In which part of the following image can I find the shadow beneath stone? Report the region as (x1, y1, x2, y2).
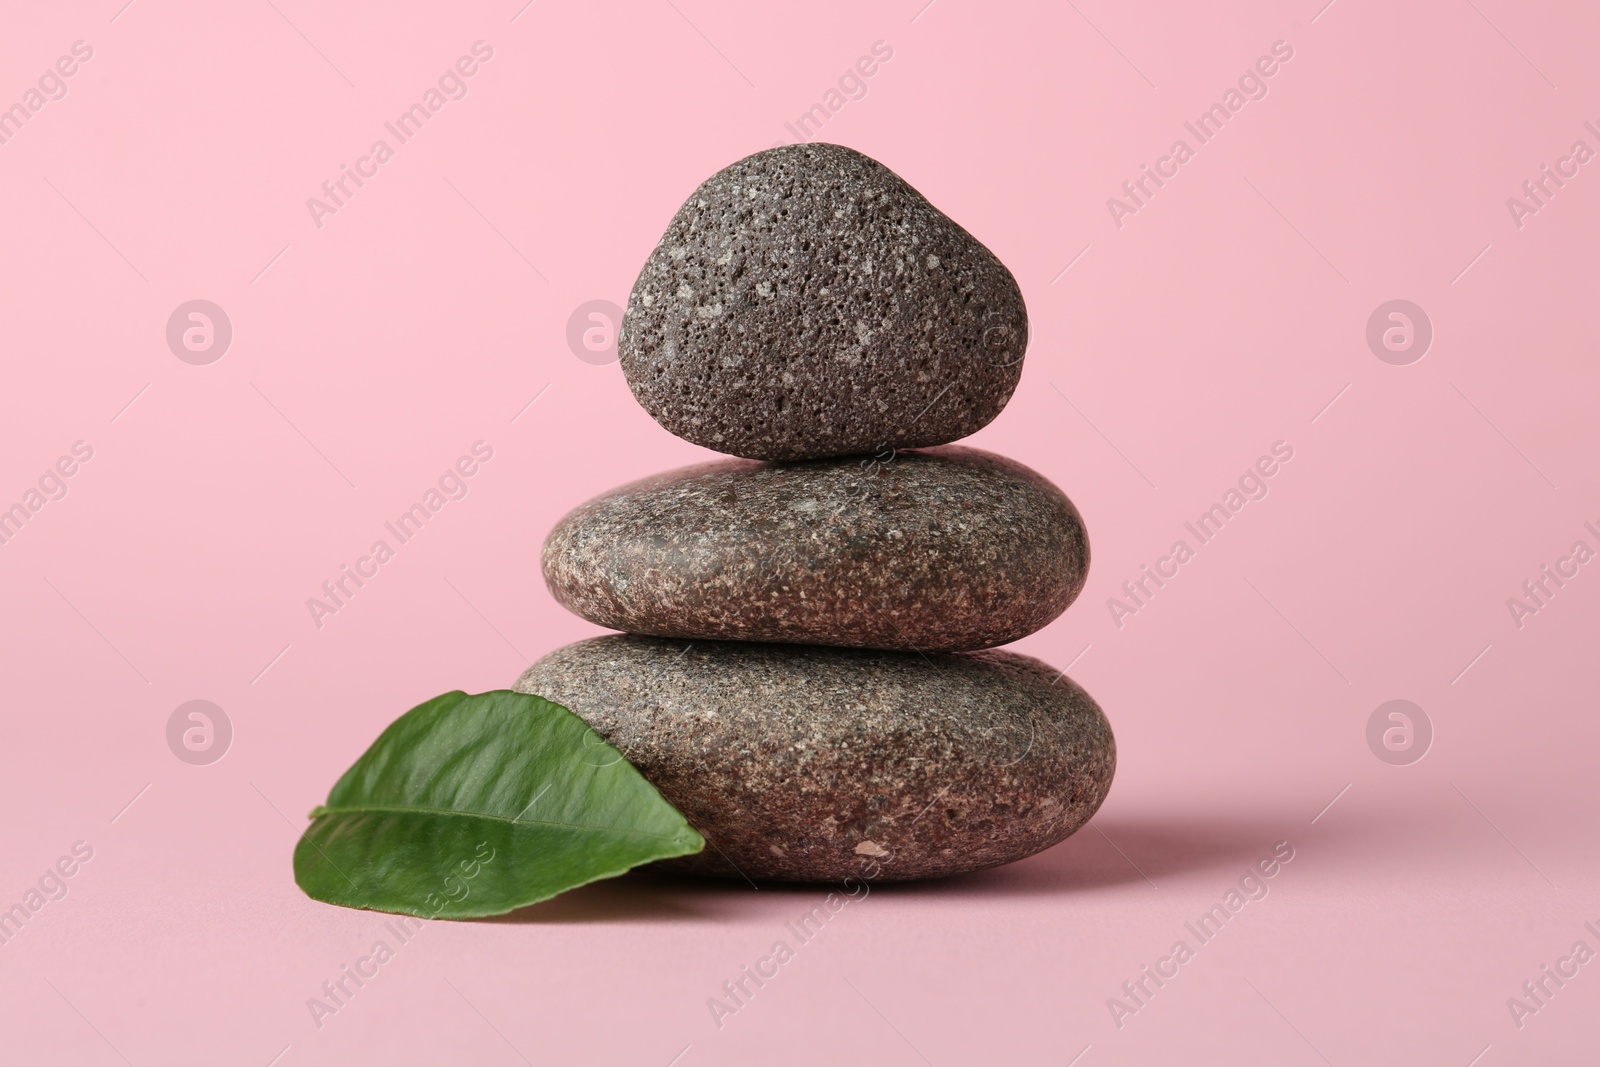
(916, 809, 1369, 898)
(482, 869, 808, 925)
(480, 877, 702, 925)
(481, 808, 1372, 921)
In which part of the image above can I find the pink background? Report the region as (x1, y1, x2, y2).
(2, 0, 1598, 1063)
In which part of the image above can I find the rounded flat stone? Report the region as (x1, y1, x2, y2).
(620, 143, 1028, 461)
(542, 445, 1087, 653)
(512, 636, 1114, 883)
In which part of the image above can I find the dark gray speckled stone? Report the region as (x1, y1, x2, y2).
(619, 143, 1028, 461)
(512, 635, 1114, 882)
(542, 446, 1088, 652)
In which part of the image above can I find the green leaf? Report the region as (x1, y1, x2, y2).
(293, 690, 704, 918)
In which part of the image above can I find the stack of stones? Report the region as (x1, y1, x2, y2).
(515, 144, 1114, 883)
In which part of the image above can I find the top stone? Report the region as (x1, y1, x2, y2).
(619, 143, 1028, 462)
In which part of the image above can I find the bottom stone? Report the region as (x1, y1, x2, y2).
(512, 636, 1115, 882)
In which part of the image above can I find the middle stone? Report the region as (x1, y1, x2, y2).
(542, 444, 1088, 653)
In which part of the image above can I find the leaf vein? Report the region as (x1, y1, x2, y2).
(314, 803, 693, 841)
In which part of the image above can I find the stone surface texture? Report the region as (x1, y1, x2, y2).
(541, 445, 1088, 652)
(513, 635, 1114, 883)
(619, 142, 1029, 461)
